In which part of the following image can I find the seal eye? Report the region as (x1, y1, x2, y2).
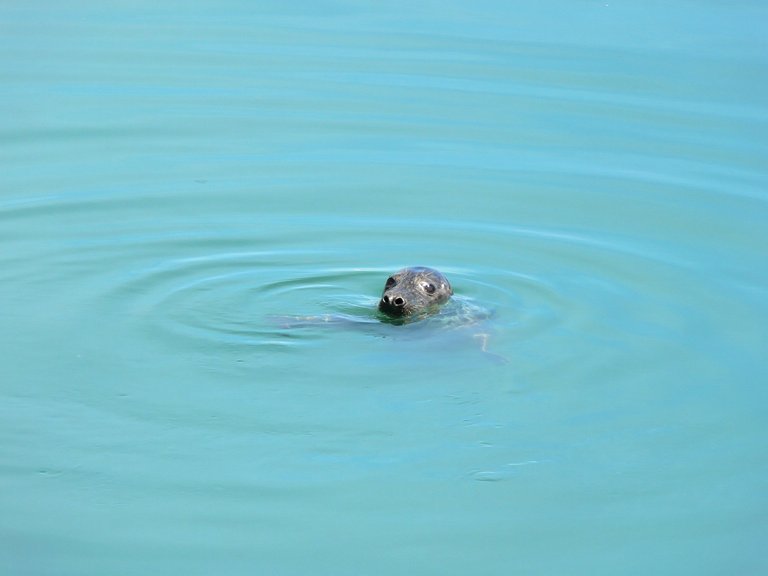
(385, 277, 396, 289)
(423, 283, 436, 294)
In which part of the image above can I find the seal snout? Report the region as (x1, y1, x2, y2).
(379, 293, 407, 316)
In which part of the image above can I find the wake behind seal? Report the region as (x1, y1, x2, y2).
(378, 266, 453, 319)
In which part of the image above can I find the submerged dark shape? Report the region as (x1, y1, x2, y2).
(268, 266, 504, 362)
(378, 266, 453, 319)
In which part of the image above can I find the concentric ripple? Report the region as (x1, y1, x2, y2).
(118, 255, 390, 350)
(1, 191, 723, 369)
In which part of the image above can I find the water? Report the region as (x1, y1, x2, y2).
(2, 1, 767, 574)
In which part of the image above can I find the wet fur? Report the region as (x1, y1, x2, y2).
(378, 267, 453, 318)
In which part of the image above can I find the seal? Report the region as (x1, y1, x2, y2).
(269, 267, 504, 362)
(378, 266, 453, 319)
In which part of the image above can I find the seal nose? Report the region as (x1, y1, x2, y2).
(381, 294, 406, 309)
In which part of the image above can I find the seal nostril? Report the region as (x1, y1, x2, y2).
(382, 295, 390, 304)
(393, 297, 405, 307)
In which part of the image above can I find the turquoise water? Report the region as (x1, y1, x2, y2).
(2, 1, 767, 574)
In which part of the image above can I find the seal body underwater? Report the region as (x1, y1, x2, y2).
(378, 266, 453, 319)
(269, 266, 505, 362)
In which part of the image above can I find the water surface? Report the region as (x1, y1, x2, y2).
(2, 2, 767, 575)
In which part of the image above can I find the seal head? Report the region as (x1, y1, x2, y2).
(378, 266, 453, 319)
